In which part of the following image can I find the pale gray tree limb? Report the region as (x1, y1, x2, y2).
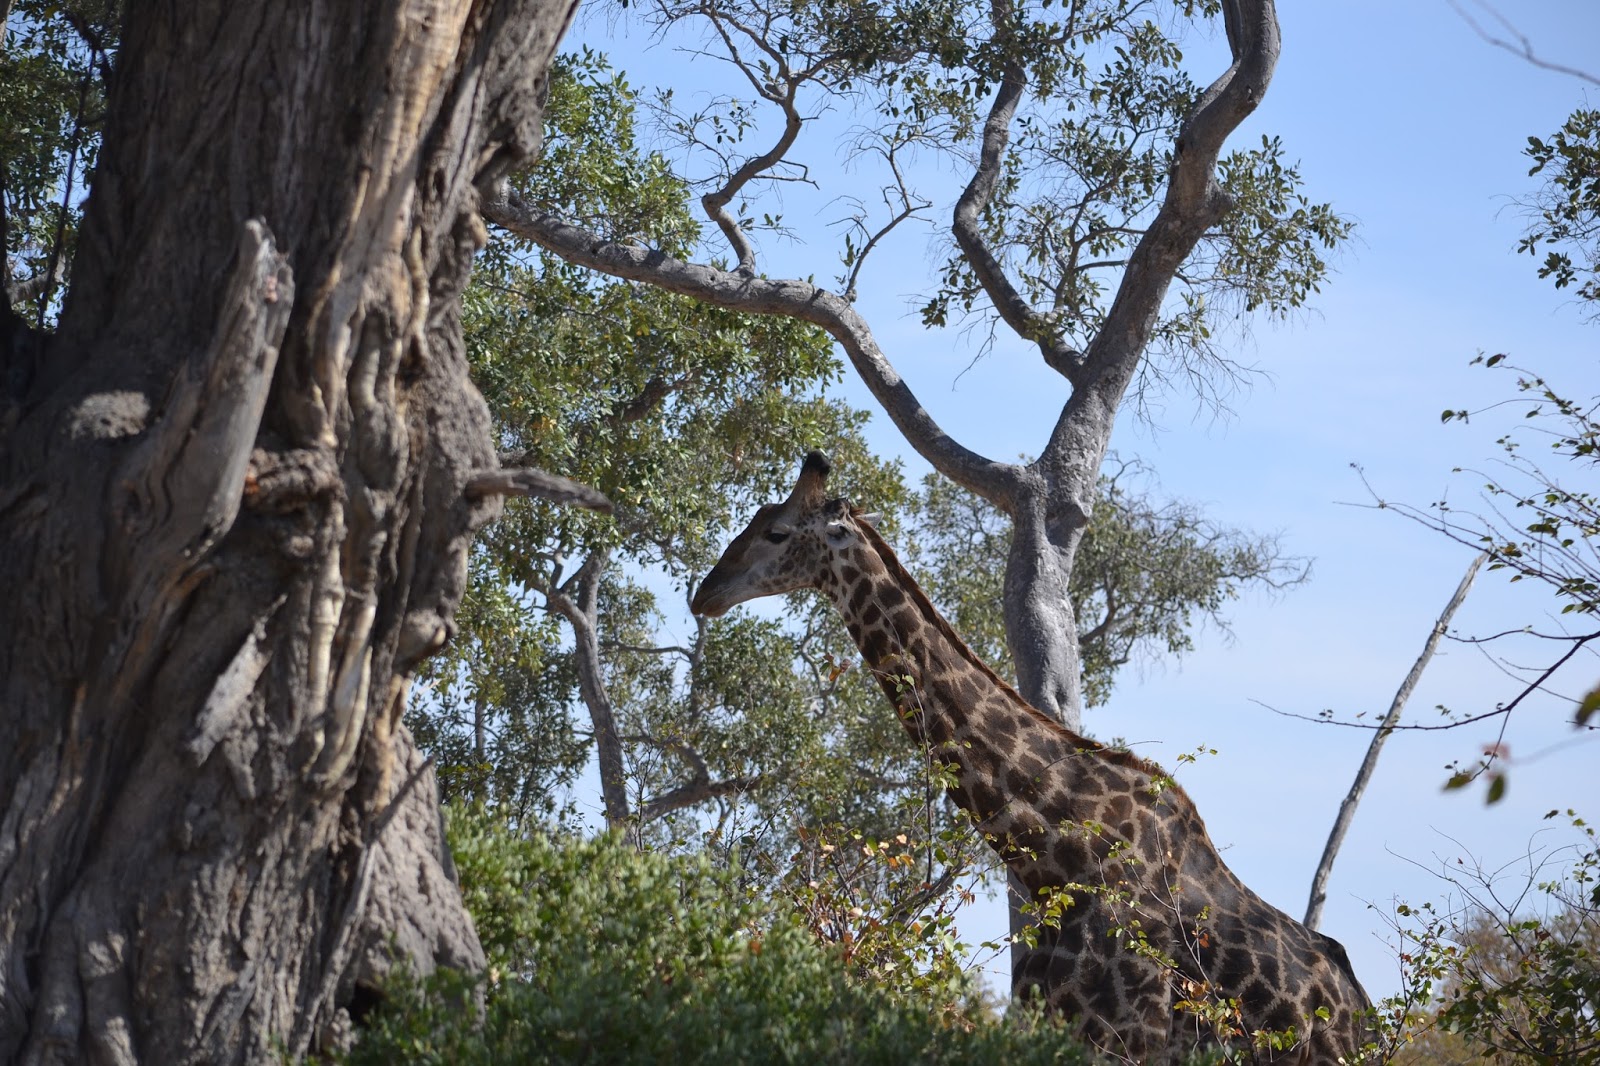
(1044, 0, 1278, 438)
(1303, 552, 1485, 930)
(543, 550, 633, 825)
(629, 725, 763, 821)
(484, 187, 1026, 510)
(464, 466, 613, 511)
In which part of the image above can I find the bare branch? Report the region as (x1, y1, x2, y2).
(1448, 0, 1600, 86)
(464, 466, 613, 512)
(638, 774, 763, 822)
(838, 141, 932, 298)
(603, 640, 696, 658)
(1258, 628, 1600, 734)
(694, 8, 808, 271)
(1304, 553, 1485, 930)
(485, 186, 1025, 510)
(626, 729, 762, 821)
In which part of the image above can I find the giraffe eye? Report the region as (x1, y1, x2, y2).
(764, 530, 790, 544)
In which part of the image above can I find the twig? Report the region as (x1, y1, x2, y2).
(1447, 0, 1600, 86)
(1258, 627, 1600, 733)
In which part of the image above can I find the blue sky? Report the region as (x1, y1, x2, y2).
(565, 0, 1600, 1001)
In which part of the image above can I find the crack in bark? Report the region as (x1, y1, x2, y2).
(0, 0, 581, 1061)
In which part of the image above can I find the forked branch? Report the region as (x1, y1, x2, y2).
(1055, 0, 1279, 414)
(951, 0, 1082, 378)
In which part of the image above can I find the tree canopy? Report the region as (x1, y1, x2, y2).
(488, 0, 1350, 733)
(1519, 107, 1600, 318)
(415, 46, 1308, 853)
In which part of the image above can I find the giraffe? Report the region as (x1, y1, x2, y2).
(690, 452, 1373, 1065)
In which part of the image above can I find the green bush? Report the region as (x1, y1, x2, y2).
(342, 805, 1101, 1065)
(1382, 810, 1600, 1065)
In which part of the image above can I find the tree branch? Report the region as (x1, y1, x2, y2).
(1258, 626, 1600, 734)
(3, 251, 68, 309)
(1447, 0, 1600, 86)
(485, 186, 1024, 509)
(695, 10, 808, 271)
(545, 550, 631, 824)
(638, 773, 762, 822)
(1058, 0, 1278, 414)
(464, 466, 613, 511)
(1303, 553, 1484, 930)
(950, 0, 1084, 381)
(625, 729, 762, 822)
(603, 640, 696, 658)
(839, 141, 931, 299)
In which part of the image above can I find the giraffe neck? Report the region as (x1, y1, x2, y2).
(821, 523, 1067, 768)
(818, 520, 1186, 868)
(811, 526, 1373, 1064)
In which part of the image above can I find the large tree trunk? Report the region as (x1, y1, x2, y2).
(0, 0, 577, 1061)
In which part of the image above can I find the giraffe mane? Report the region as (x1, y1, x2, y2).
(847, 504, 1178, 786)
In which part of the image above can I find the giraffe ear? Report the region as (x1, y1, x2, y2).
(854, 512, 881, 528)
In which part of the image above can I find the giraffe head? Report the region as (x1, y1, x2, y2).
(690, 451, 871, 617)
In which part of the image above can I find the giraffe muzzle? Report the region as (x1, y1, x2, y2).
(689, 577, 731, 617)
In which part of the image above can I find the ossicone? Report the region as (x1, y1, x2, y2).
(785, 450, 832, 509)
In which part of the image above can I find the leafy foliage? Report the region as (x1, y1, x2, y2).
(907, 462, 1306, 707)
(414, 51, 908, 830)
(1519, 108, 1600, 318)
(419, 50, 1301, 865)
(1, 0, 117, 320)
(340, 805, 1105, 1066)
(407, 50, 1332, 1053)
(630, 0, 1349, 394)
(1382, 811, 1600, 1065)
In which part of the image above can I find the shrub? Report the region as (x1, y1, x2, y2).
(341, 804, 1101, 1065)
(1381, 810, 1600, 1065)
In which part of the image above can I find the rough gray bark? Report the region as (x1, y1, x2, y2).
(1303, 553, 1485, 931)
(0, 0, 580, 1062)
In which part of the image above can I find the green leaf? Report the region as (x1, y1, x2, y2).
(1576, 683, 1600, 726)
